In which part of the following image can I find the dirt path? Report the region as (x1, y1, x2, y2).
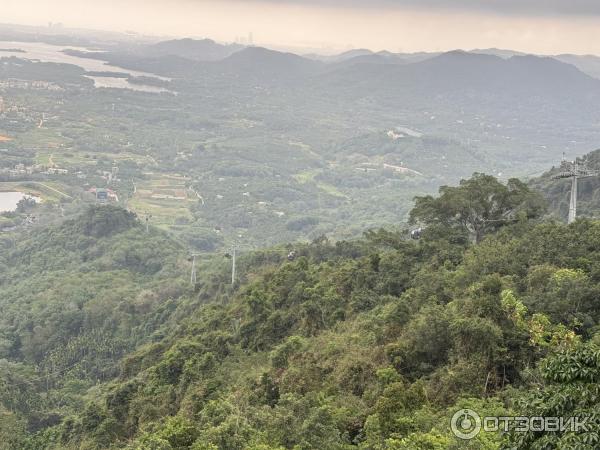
(31, 182, 72, 198)
(189, 186, 205, 205)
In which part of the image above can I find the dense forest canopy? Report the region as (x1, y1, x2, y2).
(1, 174, 599, 449)
(411, 173, 546, 243)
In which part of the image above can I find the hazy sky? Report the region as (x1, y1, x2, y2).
(4, 0, 600, 55)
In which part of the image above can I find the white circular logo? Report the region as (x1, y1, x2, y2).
(451, 409, 482, 440)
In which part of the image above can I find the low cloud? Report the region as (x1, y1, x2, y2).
(5, 0, 600, 55)
(255, 0, 600, 16)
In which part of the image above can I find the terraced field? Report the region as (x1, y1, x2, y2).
(128, 173, 198, 229)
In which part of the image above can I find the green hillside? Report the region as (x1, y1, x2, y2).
(0, 206, 192, 444)
(2, 176, 600, 449)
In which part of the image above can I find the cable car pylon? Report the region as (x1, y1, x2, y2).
(553, 154, 599, 224)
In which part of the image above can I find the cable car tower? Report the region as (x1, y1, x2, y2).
(553, 155, 598, 224)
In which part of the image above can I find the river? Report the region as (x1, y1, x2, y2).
(0, 40, 171, 93)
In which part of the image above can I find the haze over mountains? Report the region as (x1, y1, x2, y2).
(98, 37, 600, 155)
(112, 37, 600, 81)
(3, 25, 600, 248)
(140, 38, 244, 61)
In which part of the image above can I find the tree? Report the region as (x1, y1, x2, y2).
(410, 173, 546, 243)
(0, 407, 27, 450)
(505, 341, 600, 449)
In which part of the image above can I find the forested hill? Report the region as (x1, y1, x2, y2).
(3, 178, 600, 449)
(0, 206, 194, 441)
(531, 148, 600, 221)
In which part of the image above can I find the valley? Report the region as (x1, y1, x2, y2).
(2, 37, 600, 252)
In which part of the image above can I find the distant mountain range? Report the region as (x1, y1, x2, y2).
(75, 41, 600, 171)
(553, 54, 600, 80)
(220, 46, 324, 78)
(93, 37, 600, 81)
(104, 41, 600, 91)
(312, 47, 600, 81)
(8, 33, 600, 185)
(316, 50, 600, 110)
(139, 38, 244, 61)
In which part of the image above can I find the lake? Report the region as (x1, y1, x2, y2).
(0, 191, 39, 212)
(0, 40, 171, 93)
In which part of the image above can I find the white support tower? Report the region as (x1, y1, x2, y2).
(231, 246, 236, 285)
(553, 156, 598, 224)
(569, 176, 577, 224)
(190, 253, 198, 285)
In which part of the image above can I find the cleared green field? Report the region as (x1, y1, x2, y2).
(128, 173, 197, 229)
(293, 169, 348, 199)
(16, 127, 69, 149)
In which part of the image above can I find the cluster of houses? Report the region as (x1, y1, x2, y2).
(0, 163, 69, 178)
(0, 79, 63, 91)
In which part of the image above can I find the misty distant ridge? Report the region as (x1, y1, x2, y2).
(469, 48, 527, 58)
(314, 49, 600, 107)
(65, 38, 600, 100)
(306, 48, 375, 63)
(409, 51, 599, 92)
(2, 21, 600, 77)
(138, 38, 600, 81)
(552, 53, 600, 80)
(222, 46, 323, 71)
(4, 20, 600, 82)
(141, 38, 243, 61)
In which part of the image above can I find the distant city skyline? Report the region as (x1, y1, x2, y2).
(4, 0, 600, 56)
